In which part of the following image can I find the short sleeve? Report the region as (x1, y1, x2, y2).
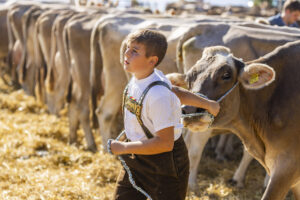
(147, 93, 181, 133)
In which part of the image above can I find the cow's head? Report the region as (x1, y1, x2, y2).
(174, 46, 275, 132)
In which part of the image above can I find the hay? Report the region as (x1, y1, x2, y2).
(0, 78, 292, 200)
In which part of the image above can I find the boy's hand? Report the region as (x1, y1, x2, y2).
(208, 101, 220, 117)
(110, 141, 126, 155)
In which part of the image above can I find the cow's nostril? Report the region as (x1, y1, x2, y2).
(182, 105, 198, 115)
(196, 108, 206, 113)
(181, 106, 187, 114)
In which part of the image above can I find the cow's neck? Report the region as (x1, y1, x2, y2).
(228, 115, 269, 172)
(225, 89, 275, 172)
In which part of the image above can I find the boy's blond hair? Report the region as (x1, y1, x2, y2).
(125, 29, 168, 67)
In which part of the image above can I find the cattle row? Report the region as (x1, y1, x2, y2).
(1, 1, 300, 199)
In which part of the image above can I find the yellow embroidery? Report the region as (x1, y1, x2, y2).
(124, 95, 141, 116)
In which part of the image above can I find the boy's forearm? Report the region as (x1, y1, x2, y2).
(172, 86, 220, 116)
(114, 137, 172, 155)
(172, 86, 213, 109)
(111, 136, 173, 155)
(111, 127, 175, 155)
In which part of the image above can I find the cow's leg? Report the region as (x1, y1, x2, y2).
(97, 84, 124, 150)
(187, 129, 212, 191)
(264, 174, 270, 188)
(215, 134, 228, 161)
(78, 99, 97, 152)
(68, 100, 79, 146)
(11, 40, 22, 87)
(224, 134, 234, 157)
(228, 147, 253, 188)
(262, 167, 293, 200)
(292, 182, 300, 200)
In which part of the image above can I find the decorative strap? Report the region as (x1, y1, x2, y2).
(122, 81, 171, 139)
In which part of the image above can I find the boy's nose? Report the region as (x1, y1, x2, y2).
(124, 49, 130, 57)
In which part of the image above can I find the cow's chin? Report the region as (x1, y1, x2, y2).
(182, 114, 213, 132)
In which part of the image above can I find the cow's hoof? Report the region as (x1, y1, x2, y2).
(87, 145, 98, 153)
(69, 138, 77, 145)
(228, 178, 237, 186)
(227, 179, 244, 188)
(216, 155, 227, 162)
(188, 183, 198, 192)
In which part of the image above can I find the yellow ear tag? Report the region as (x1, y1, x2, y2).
(250, 73, 259, 84)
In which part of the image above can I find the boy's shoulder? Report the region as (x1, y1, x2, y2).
(146, 82, 175, 103)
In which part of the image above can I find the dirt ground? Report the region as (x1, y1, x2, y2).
(0, 77, 293, 200)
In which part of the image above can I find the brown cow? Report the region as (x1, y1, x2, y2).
(18, 6, 45, 95)
(64, 10, 106, 152)
(34, 7, 71, 104)
(6, 2, 40, 87)
(174, 22, 300, 190)
(180, 41, 300, 199)
(45, 9, 79, 115)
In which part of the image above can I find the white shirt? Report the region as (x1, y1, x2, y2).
(124, 69, 183, 142)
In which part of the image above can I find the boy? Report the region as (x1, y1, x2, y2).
(268, 0, 300, 28)
(109, 29, 219, 200)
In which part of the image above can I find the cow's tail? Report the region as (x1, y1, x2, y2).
(89, 19, 105, 129)
(45, 20, 58, 94)
(6, 8, 15, 77)
(176, 24, 204, 74)
(19, 6, 40, 84)
(63, 22, 72, 104)
(66, 78, 72, 103)
(33, 11, 47, 104)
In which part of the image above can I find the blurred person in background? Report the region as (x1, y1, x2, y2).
(268, 0, 300, 27)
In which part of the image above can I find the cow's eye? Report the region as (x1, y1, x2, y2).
(222, 72, 231, 80)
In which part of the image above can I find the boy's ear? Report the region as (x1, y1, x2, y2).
(149, 56, 159, 66)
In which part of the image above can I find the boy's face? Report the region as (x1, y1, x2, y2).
(124, 41, 157, 78)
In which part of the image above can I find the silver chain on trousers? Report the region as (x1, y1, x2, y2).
(107, 130, 153, 200)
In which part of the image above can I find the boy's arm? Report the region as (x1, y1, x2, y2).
(172, 86, 220, 116)
(110, 126, 174, 155)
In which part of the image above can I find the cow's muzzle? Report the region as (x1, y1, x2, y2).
(181, 105, 214, 132)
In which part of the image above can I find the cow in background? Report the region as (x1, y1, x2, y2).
(0, 5, 9, 82)
(64, 10, 105, 152)
(6, 2, 40, 87)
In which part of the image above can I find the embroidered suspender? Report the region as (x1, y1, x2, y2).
(122, 81, 171, 139)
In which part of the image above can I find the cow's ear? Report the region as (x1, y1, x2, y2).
(239, 63, 275, 90)
(166, 73, 187, 89)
